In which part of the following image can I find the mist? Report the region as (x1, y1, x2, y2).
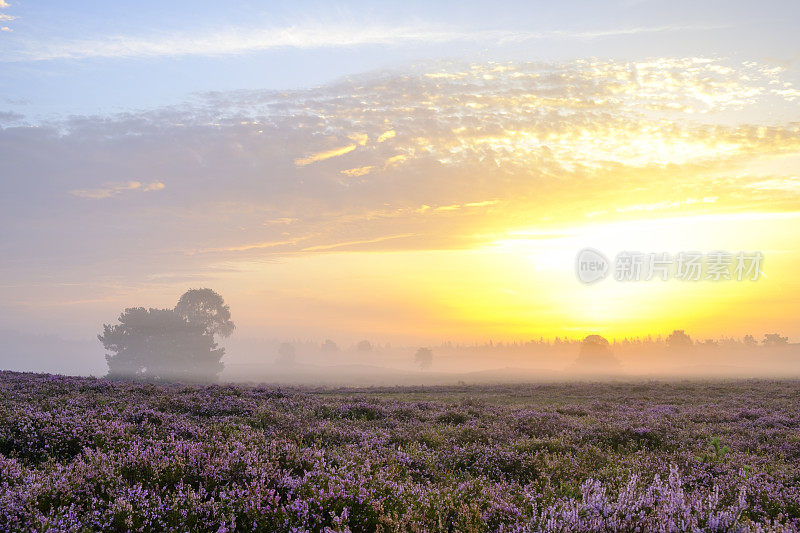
(4, 319, 798, 385)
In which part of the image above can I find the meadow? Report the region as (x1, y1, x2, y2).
(1, 371, 799, 531)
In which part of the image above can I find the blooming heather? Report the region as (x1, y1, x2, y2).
(1, 372, 799, 531)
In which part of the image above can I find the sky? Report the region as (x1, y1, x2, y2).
(1, 1, 800, 364)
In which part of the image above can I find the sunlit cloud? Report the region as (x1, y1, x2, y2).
(294, 144, 357, 167)
(3, 54, 800, 343)
(745, 176, 800, 192)
(69, 180, 165, 199)
(340, 166, 375, 178)
(376, 130, 396, 143)
(348, 133, 368, 146)
(3, 57, 800, 280)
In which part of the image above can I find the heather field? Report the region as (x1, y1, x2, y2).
(1, 372, 800, 531)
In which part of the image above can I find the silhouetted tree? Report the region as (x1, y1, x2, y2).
(743, 334, 757, 347)
(99, 307, 223, 381)
(277, 342, 296, 365)
(175, 288, 235, 338)
(99, 288, 234, 382)
(763, 333, 789, 346)
(357, 340, 373, 352)
(574, 335, 620, 371)
(321, 339, 339, 352)
(666, 330, 693, 351)
(415, 347, 433, 370)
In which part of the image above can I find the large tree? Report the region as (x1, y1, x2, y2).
(99, 289, 233, 381)
(174, 288, 235, 338)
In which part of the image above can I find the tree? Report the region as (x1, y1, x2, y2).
(357, 340, 373, 352)
(175, 288, 235, 338)
(666, 330, 693, 351)
(321, 339, 339, 352)
(99, 307, 223, 381)
(414, 347, 433, 370)
(763, 333, 789, 346)
(99, 289, 234, 382)
(574, 335, 619, 371)
(743, 334, 757, 347)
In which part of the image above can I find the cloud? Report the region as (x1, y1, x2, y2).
(143, 181, 165, 192)
(301, 233, 418, 252)
(2, 23, 725, 62)
(0, 13, 15, 21)
(1, 58, 799, 290)
(340, 166, 375, 178)
(294, 144, 357, 166)
(376, 130, 396, 143)
(0, 1, 9, 8)
(745, 177, 800, 192)
(69, 180, 165, 199)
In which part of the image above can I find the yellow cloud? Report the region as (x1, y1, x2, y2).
(294, 144, 357, 166)
(348, 133, 369, 146)
(432, 200, 500, 212)
(144, 181, 165, 192)
(377, 130, 396, 143)
(340, 166, 375, 177)
(385, 154, 407, 166)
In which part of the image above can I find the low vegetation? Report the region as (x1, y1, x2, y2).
(1, 372, 799, 531)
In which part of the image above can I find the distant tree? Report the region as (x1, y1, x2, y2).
(99, 289, 234, 382)
(415, 347, 433, 370)
(574, 335, 620, 371)
(99, 307, 223, 381)
(763, 333, 789, 346)
(277, 342, 296, 365)
(357, 340, 373, 352)
(174, 288, 235, 338)
(743, 334, 758, 347)
(666, 330, 693, 351)
(321, 339, 339, 352)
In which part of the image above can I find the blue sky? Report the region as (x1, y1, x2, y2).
(2, 1, 799, 119)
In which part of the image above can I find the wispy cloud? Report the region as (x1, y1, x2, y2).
(4, 23, 725, 62)
(295, 144, 357, 167)
(301, 233, 418, 252)
(70, 180, 165, 199)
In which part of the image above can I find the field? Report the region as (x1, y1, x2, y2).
(1, 372, 800, 531)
